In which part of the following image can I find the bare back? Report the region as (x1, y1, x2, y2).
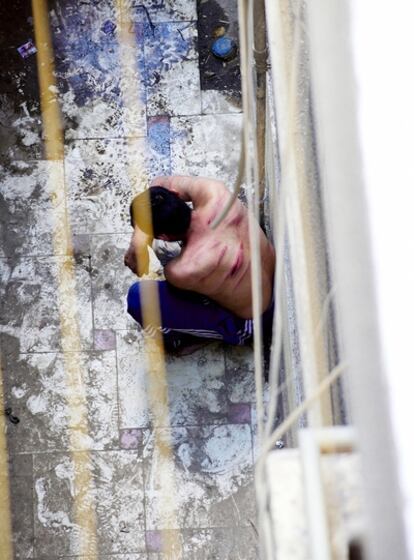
(163, 180, 275, 319)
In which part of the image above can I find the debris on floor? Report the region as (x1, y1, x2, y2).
(4, 407, 20, 425)
(101, 19, 116, 35)
(17, 40, 37, 59)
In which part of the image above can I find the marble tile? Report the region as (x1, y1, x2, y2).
(116, 330, 230, 428)
(201, 90, 242, 115)
(170, 114, 243, 186)
(50, 2, 146, 139)
(147, 116, 171, 177)
(122, 0, 197, 24)
(90, 234, 139, 330)
(147, 527, 258, 559)
(72, 234, 92, 258)
(2, 351, 118, 453)
(164, 346, 228, 426)
(8, 454, 35, 559)
(224, 345, 255, 404)
(0, 256, 93, 353)
(227, 402, 251, 424)
(143, 424, 255, 530)
(36, 556, 147, 560)
(94, 329, 116, 350)
(65, 139, 151, 235)
(0, 161, 68, 258)
(33, 450, 145, 557)
(116, 330, 150, 429)
(0, 93, 42, 164)
(120, 428, 143, 449)
(144, 23, 201, 117)
(35, 556, 147, 560)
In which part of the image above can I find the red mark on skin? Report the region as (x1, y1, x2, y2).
(207, 198, 226, 226)
(229, 243, 244, 277)
(207, 210, 218, 226)
(234, 261, 250, 289)
(217, 244, 228, 265)
(227, 211, 244, 228)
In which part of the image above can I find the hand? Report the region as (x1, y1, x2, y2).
(124, 227, 153, 276)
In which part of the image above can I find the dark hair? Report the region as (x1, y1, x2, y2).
(129, 186, 191, 237)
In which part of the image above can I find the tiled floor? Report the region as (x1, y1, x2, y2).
(0, 0, 257, 558)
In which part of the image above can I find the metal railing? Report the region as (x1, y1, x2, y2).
(248, 0, 411, 558)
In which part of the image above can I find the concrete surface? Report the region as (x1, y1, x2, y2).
(0, 0, 259, 558)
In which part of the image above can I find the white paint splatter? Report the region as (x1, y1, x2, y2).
(27, 393, 48, 415)
(35, 478, 74, 529)
(12, 385, 27, 399)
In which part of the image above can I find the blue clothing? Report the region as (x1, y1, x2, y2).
(127, 280, 273, 348)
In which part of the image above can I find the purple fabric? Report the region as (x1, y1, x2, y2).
(127, 280, 255, 346)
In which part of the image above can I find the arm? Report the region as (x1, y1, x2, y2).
(124, 226, 153, 277)
(150, 175, 228, 207)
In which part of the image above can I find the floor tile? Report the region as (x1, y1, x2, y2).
(164, 346, 228, 426)
(50, 2, 146, 139)
(147, 527, 258, 559)
(94, 328, 116, 350)
(0, 256, 93, 353)
(117, 330, 232, 428)
(33, 450, 145, 557)
(90, 234, 140, 330)
(2, 351, 118, 453)
(0, 1, 262, 557)
(201, 90, 242, 115)
(0, 92, 42, 164)
(37, 556, 147, 560)
(122, 0, 197, 24)
(143, 424, 255, 530)
(35, 556, 147, 560)
(120, 428, 143, 449)
(8, 454, 35, 559)
(147, 116, 171, 176)
(116, 330, 150, 429)
(224, 345, 255, 404)
(144, 23, 201, 117)
(64, 139, 147, 235)
(0, 161, 67, 258)
(170, 114, 243, 186)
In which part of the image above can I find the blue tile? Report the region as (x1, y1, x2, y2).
(147, 116, 171, 176)
(122, 0, 197, 24)
(50, 1, 146, 138)
(144, 22, 201, 116)
(144, 22, 197, 75)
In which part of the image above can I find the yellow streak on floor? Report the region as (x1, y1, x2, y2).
(32, 1, 98, 556)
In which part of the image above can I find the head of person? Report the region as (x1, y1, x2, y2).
(129, 186, 192, 241)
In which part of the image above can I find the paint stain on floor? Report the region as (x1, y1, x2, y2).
(0, 0, 258, 558)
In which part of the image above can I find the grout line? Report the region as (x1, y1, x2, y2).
(30, 451, 39, 558)
(113, 327, 122, 449)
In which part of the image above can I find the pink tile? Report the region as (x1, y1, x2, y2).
(227, 402, 251, 424)
(120, 428, 142, 449)
(94, 329, 116, 350)
(146, 530, 163, 552)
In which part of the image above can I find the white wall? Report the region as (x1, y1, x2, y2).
(350, 2, 414, 557)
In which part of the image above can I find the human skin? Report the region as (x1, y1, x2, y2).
(124, 176, 275, 319)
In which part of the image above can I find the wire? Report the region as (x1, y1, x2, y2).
(262, 362, 346, 459)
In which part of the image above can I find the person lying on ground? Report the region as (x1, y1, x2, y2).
(124, 175, 275, 353)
